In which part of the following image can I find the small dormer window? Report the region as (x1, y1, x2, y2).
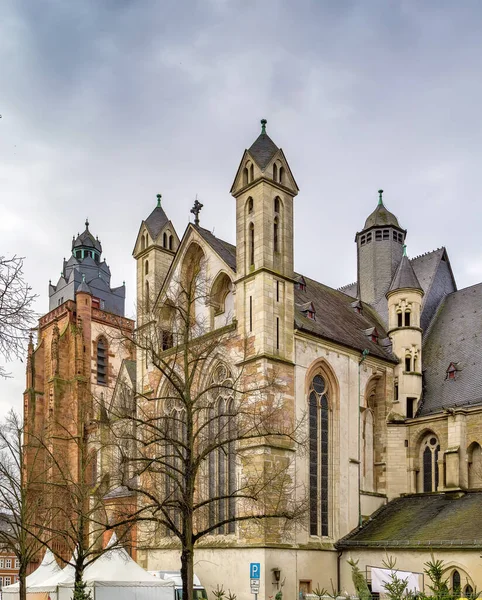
(298, 301, 315, 320)
(364, 327, 379, 344)
(446, 362, 460, 380)
(351, 300, 362, 314)
(295, 276, 306, 292)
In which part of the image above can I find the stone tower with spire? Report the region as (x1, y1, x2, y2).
(356, 190, 407, 309)
(24, 221, 134, 561)
(230, 119, 299, 361)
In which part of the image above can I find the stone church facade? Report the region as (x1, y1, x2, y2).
(25, 122, 482, 597)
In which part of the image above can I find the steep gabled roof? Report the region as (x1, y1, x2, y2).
(294, 275, 397, 363)
(420, 282, 482, 415)
(337, 492, 482, 549)
(196, 227, 236, 272)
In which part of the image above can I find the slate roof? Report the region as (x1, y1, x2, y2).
(364, 201, 402, 230)
(420, 282, 482, 415)
(196, 227, 237, 272)
(337, 492, 482, 548)
(388, 254, 423, 294)
(248, 133, 279, 170)
(124, 360, 137, 387)
(294, 275, 398, 363)
(72, 227, 102, 252)
(143, 205, 170, 241)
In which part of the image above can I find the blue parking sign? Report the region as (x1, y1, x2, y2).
(250, 563, 260, 579)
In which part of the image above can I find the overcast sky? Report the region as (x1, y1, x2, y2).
(1, 0, 482, 413)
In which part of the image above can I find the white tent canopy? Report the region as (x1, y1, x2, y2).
(28, 553, 76, 593)
(2, 548, 61, 600)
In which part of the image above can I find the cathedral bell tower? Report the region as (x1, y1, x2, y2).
(230, 119, 299, 361)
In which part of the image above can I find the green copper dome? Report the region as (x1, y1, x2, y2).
(363, 190, 401, 229)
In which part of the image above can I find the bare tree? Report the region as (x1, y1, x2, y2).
(26, 405, 139, 600)
(0, 410, 49, 600)
(108, 260, 307, 600)
(0, 256, 37, 377)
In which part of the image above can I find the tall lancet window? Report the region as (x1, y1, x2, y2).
(208, 364, 236, 534)
(309, 374, 329, 536)
(421, 435, 440, 492)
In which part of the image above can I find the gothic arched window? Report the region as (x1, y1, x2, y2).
(274, 196, 280, 214)
(279, 166, 285, 185)
(96, 337, 107, 385)
(163, 232, 168, 248)
(243, 167, 249, 187)
(169, 235, 173, 251)
(452, 570, 461, 594)
(208, 364, 236, 534)
(247, 197, 253, 214)
(141, 235, 146, 251)
(468, 442, 482, 488)
(309, 374, 329, 536)
(250, 163, 254, 183)
(421, 435, 440, 492)
(145, 260, 149, 275)
(145, 280, 150, 312)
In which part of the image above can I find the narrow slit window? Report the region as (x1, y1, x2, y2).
(276, 281, 279, 302)
(273, 163, 278, 181)
(276, 317, 279, 350)
(163, 232, 167, 247)
(274, 217, 279, 252)
(249, 296, 252, 332)
(249, 223, 255, 266)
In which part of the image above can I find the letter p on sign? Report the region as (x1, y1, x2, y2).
(250, 563, 260, 579)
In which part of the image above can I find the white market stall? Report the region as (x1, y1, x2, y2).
(2, 549, 62, 600)
(25, 555, 76, 600)
(56, 539, 174, 600)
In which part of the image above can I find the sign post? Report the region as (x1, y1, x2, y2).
(250, 563, 260, 600)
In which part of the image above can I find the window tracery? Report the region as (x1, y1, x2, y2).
(421, 434, 440, 492)
(207, 364, 236, 534)
(309, 373, 329, 536)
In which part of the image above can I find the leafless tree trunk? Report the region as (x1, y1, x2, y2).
(108, 262, 307, 600)
(26, 405, 139, 599)
(0, 256, 37, 378)
(0, 410, 51, 600)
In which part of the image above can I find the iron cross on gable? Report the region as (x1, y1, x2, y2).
(190, 197, 204, 226)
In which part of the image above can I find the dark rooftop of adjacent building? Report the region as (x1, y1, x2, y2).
(337, 492, 482, 549)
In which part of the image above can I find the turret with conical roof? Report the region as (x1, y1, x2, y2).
(386, 245, 424, 419)
(356, 190, 407, 307)
(49, 220, 125, 315)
